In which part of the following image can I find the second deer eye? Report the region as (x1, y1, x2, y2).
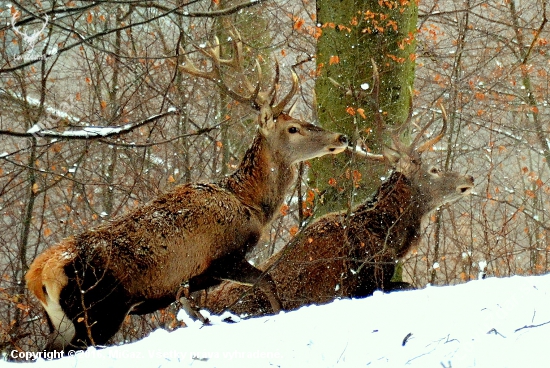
(288, 127, 299, 134)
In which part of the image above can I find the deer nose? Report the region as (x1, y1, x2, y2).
(338, 134, 348, 145)
(458, 186, 471, 194)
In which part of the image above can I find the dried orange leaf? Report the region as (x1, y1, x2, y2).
(280, 204, 290, 216)
(294, 18, 305, 30)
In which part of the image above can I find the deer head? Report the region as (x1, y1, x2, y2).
(356, 105, 474, 211)
(180, 29, 347, 164)
(180, 30, 348, 164)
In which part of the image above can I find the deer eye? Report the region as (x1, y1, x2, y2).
(429, 167, 440, 174)
(288, 126, 299, 134)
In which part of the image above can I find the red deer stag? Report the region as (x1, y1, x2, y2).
(197, 107, 474, 316)
(25, 35, 348, 352)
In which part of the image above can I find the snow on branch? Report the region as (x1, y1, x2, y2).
(0, 110, 180, 140)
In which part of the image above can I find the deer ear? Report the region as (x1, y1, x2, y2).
(259, 104, 275, 136)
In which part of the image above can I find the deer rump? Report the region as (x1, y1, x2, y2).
(27, 183, 265, 347)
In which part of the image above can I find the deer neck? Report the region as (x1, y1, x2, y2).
(219, 133, 296, 225)
(351, 172, 424, 257)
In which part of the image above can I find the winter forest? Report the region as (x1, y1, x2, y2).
(1, 0, 550, 358)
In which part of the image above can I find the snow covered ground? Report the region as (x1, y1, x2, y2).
(4, 274, 550, 367)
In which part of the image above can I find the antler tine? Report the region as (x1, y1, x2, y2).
(371, 59, 406, 154)
(268, 61, 280, 107)
(389, 99, 412, 155)
(223, 29, 261, 98)
(179, 33, 263, 109)
(349, 140, 385, 162)
(191, 36, 224, 68)
(271, 69, 299, 117)
(249, 59, 264, 109)
(220, 31, 242, 67)
(399, 87, 422, 153)
(416, 104, 448, 153)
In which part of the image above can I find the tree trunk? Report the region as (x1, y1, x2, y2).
(312, 0, 418, 215)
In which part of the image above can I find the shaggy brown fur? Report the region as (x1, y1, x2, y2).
(198, 148, 474, 317)
(25, 109, 347, 352)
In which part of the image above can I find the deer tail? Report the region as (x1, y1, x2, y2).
(26, 239, 76, 306)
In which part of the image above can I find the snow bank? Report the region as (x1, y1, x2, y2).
(4, 274, 550, 367)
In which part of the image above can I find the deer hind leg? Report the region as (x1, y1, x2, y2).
(67, 300, 131, 351)
(194, 252, 282, 313)
(352, 262, 394, 298)
(60, 264, 133, 351)
(386, 281, 415, 292)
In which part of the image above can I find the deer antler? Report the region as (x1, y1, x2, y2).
(415, 104, 447, 153)
(180, 31, 298, 116)
(350, 144, 385, 161)
(180, 34, 262, 108)
(272, 67, 299, 117)
(352, 84, 447, 162)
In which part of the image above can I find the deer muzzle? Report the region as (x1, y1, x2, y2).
(457, 175, 474, 195)
(328, 134, 348, 153)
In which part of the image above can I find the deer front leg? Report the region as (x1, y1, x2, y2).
(219, 256, 282, 313)
(191, 252, 282, 313)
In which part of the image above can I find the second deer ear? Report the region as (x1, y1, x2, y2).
(259, 104, 275, 136)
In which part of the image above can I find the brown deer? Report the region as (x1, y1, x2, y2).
(197, 107, 474, 316)
(25, 35, 348, 352)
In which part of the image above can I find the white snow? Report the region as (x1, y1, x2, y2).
(27, 124, 42, 134)
(58, 126, 123, 137)
(4, 274, 550, 366)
